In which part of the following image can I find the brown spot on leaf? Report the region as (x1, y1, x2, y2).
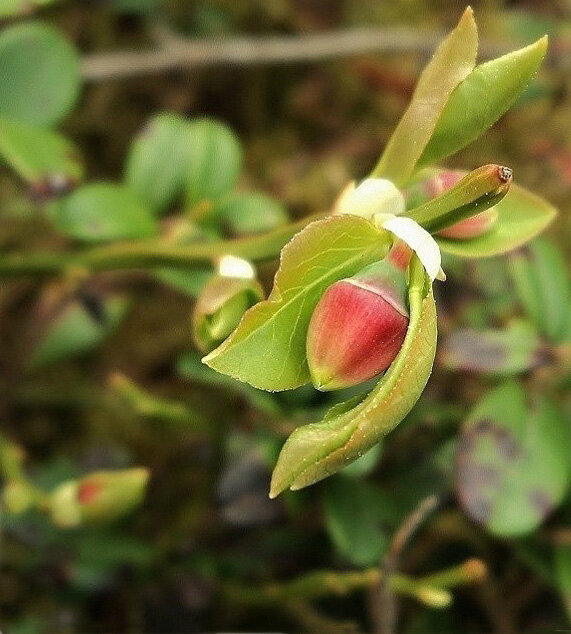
(492, 427, 522, 461)
(529, 489, 553, 517)
(29, 173, 78, 202)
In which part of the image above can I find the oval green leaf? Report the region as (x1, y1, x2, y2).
(30, 296, 129, 368)
(419, 36, 548, 167)
(270, 257, 437, 496)
(186, 118, 242, 207)
(0, 22, 81, 126)
(323, 478, 388, 567)
(456, 382, 571, 537)
(373, 7, 477, 185)
(436, 183, 556, 258)
(0, 117, 83, 194)
(125, 112, 193, 214)
(51, 183, 158, 242)
(203, 215, 391, 391)
(508, 238, 570, 343)
(212, 191, 289, 236)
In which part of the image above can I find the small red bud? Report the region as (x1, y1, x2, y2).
(77, 480, 101, 505)
(437, 208, 498, 239)
(405, 169, 499, 239)
(306, 250, 410, 391)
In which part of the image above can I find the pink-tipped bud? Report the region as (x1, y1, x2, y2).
(437, 208, 498, 239)
(306, 246, 410, 391)
(405, 169, 499, 239)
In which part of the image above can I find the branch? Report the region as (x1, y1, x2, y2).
(221, 558, 486, 608)
(81, 28, 509, 82)
(0, 214, 322, 278)
(375, 494, 440, 634)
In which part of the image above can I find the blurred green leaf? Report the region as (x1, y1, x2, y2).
(324, 477, 388, 567)
(51, 183, 158, 242)
(0, 117, 83, 194)
(419, 36, 548, 167)
(125, 113, 194, 214)
(340, 442, 382, 478)
(439, 320, 546, 375)
(108, 0, 160, 13)
(0, 22, 81, 126)
(154, 267, 212, 298)
(186, 118, 242, 207)
(30, 297, 129, 368)
(0, 0, 63, 17)
(212, 191, 289, 236)
(177, 351, 282, 416)
(203, 215, 390, 391)
(508, 238, 570, 343)
(374, 8, 477, 185)
(270, 258, 436, 495)
(456, 382, 571, 537)
(555, 545, 571, 622)
(437, 183, 556, 258)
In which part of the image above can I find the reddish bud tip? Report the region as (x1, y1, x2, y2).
(437, 208, 498, 239)
(77, 481, 101, 505)
(306, 259, 409, 390)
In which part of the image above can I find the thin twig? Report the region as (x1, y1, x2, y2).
(374, 494, 440, 634)
(81, 28, 509, 82)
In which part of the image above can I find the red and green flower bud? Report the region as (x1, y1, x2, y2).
(404, 166, 508, 238)
(49, 468, 149, 528)
(192, 275, 264, 353)
(306, 244, 411, 391)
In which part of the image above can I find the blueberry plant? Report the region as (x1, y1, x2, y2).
(0, 3, 570, 632)
(201, 9, 555, 497)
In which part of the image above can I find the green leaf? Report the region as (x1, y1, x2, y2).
(0, 22, 81, 126)
(456, 382, 571, 537)
(270, 257, 437, 496)
(437, 182, 556, 258)
(373, 8, 477, 185)
(153, 267, 212, 298)
(0, 117, 83, 193)
(419, 36, 548, 167)
(555, 546, 571, 622)
(212, 191, 289, 236)
(508, 238, 570, 343)
(125, 113, 194, 214)
(186, 118, 242, 207)
(323, 478, 388, 567)
(177, 351, 282, 416)
(203, 215, 391, 391)
(340, 442, 383, 478)
(439, 320, 546, 375)
(51, 183, 158, 242)
(30, 297, 129, 368)
(0, 0, 63, 17)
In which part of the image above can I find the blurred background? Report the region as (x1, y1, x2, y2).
(0, 1, 570, 632)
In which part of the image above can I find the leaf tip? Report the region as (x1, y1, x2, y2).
(268, 478, 285, 499)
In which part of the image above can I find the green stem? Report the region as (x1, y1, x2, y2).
(221, 558, 486, 608)
(0, 214, 324, 278)
(108, 372, 211, 431)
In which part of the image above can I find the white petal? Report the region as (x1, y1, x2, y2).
(335, 178, 405, 219)
(379, 215, 444, 283)
(218, 255, 256, 279)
